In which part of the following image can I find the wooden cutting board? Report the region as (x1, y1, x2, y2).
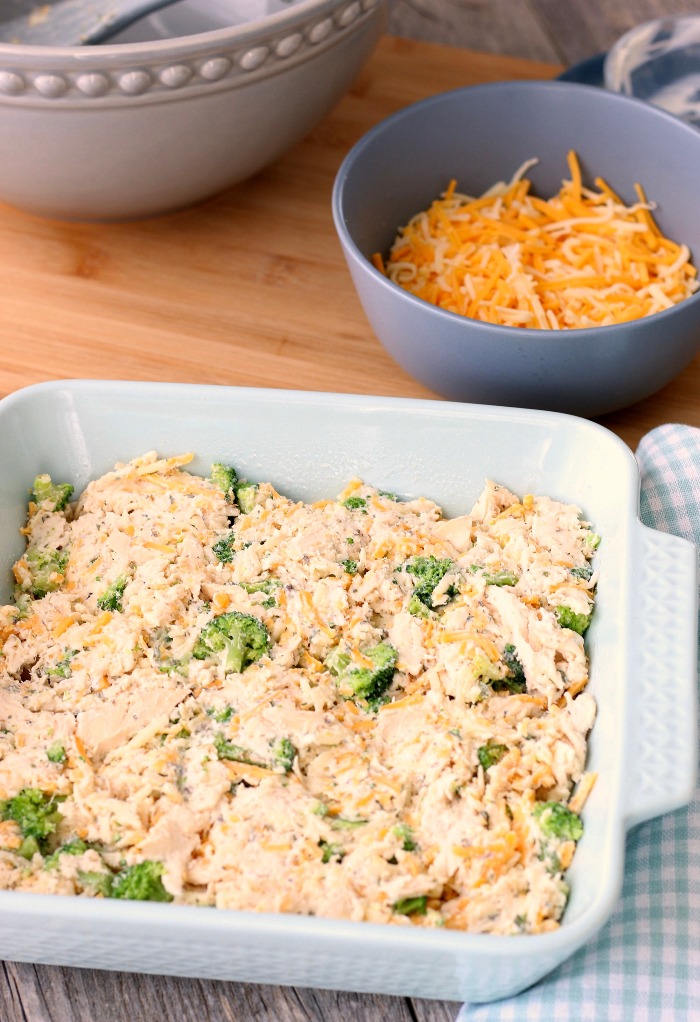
(0, 35, 698, 450)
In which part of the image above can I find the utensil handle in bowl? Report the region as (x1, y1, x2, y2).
(623, 523, 698, 830)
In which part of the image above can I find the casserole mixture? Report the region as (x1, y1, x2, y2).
(0, 452, 598, 934)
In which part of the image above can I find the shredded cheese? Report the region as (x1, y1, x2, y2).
(380, 151, 697, 329)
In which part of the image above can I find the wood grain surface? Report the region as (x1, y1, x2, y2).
(2, 6, 700, 1022)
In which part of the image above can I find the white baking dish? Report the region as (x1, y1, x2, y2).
(0, 380, 696, 1003)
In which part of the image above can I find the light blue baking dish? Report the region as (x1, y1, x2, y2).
(0, 380, 696, 1003)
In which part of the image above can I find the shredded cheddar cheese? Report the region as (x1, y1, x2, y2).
(381, 151, 697, 329)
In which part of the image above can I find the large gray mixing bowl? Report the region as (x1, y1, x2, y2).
(0, 0, 386, 221)
(332, 80, 700, 416)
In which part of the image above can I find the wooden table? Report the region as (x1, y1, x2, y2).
(2, 24, 700, 1022)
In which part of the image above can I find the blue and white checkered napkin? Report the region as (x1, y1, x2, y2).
(456, 423, 700, 1022)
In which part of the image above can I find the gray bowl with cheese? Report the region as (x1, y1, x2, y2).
(332, 80, 700, 417)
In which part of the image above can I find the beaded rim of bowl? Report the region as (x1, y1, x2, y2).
(0, 0, 381, 103)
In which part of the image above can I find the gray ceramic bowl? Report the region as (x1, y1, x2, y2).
(332, 80, 700, 416)
(0, 0, 386, 221)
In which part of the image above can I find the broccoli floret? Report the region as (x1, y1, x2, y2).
(209, 463, 261, 513)
(393, 896, 428, 916)
(13, 593, 33, 620)
(555, 606, 592, 635)
(110, 860, 173, 902)
(212, 533, 236, 564)
(192, 611, 270, 674)
(31, 474, 73, 512)
(378, 490, 398, 501)
(46, 742, 67, 764)
(0, 788, 63, 858)
(350, 642, 398, 704)
(533, 802, 583, 842)
(47, 648, 77, 680)
(44, 838, 90, 869)
(407, 594, 431, 618)
(158, 659, 189, 678)
(342, 496, 367, 510)
(210, 463, 238, 502)
(237, 579, 281, 597)
(341, 559, 358, 575)
(496, 643, 527, 693)
(319, 840, 345, 863)
(78, 870, 114, 897)
(208, 705, 235, 724)
(21, 547, 69, 599)
(570, 564, 593, 581)
(393, 823, 417, 851)
(213, 732, 267, 768)
(273, 737, 297, 773)
(477, 741, 509, 771)
(326, 641, 398, 708)
(483, 569, 519, 587)
(328, 816, 368, 831)
(468, 565, 519, 586)
(472, 653, 506, 692)
(235, 481, 258, 514)
(97, 574, 129, 612)
(405, 556, 457, 612)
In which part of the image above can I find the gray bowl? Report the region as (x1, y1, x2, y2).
(332, 80, 700, 416)
(0, 0, 386, 221)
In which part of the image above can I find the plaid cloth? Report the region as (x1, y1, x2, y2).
(457, 423, 700, 1022)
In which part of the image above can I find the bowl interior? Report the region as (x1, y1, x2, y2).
(337, 80, 700, 270)
(109, 0, 309, 43)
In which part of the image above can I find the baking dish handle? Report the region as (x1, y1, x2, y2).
(623, 523, 698, 831)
